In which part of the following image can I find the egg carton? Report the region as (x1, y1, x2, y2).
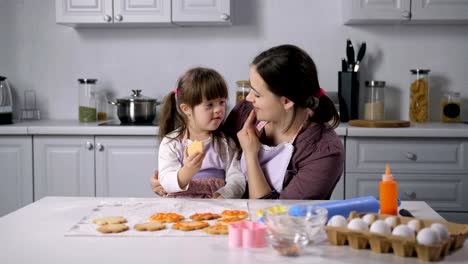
(324, 211, 468, 262)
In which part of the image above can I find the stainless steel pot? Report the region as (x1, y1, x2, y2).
(109, 90, 160, 124)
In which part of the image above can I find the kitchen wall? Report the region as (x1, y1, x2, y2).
(1, 0, 468, 121)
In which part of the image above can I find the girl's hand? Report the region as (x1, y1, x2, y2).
(150, 169, 167, 196)
(182, 147, 205, 176)
(237, 110, 261, 155)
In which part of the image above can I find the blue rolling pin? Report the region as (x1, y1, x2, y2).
(289, 196, 381, 220)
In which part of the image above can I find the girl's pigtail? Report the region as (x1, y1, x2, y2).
(159, 91, 186, 139)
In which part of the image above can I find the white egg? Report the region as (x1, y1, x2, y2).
(384, 216, 398, 228)
(417, 227, 441, 246)
(362, 214, 376, 226)
(327, 215, 348, 227)
(407, 219, 421, 232)
(369, 220, 391, 235)
(347, 218, 369, 231)
(392, 224, 415, 239)
(430, 223, 450, 241)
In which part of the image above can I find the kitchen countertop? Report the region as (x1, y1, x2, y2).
(0, 120, 347, 136)
(1, 120, 466, 137)
(0, 196, 466, 264)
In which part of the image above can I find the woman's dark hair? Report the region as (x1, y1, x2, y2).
(252, 44, 340, 128)
(159, 67, 229, 140)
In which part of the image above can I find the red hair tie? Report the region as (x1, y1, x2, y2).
(173, 88, 178, 94)
(315, 88, 326, 98)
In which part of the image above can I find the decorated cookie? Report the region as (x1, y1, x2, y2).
(215, 216, 246, 226)
(149, 212, 185, 223)
(220, 210, 248, 219)
(172, 221, 210, 231)
(204, 224, 228, 235)
(190, 212, 221, 221)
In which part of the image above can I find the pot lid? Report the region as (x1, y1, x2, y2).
(118, 90, 156, 102)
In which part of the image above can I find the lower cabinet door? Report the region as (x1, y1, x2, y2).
(345, 173, 468, 212)
(0, 136, 33, 216)
(95, 136, 159, 197)
(33, 136, 95, 200)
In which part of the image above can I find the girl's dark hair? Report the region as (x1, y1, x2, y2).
(252, 44, 340, 128)
(159, 67, 229, 141)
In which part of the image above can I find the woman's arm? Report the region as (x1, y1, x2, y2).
(236, 110, 272, 198)
(214, 139, 246, 199)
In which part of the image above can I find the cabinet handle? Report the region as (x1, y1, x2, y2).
(115, 14, 123, 22)
(85, 141, 94, 150)
(96, 143, 104, 152)
(103, 15, 112, 22)
(404, 191, 417, 200)
(401, 10, 411, 19)
(406, 152, 417, 161)
(220, 13, 230, 21)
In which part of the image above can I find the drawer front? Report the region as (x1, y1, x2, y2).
(346, 138, 468, 173)
(345, 173, 468, 212)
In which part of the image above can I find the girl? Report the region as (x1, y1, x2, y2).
(158, 67, 245, 198)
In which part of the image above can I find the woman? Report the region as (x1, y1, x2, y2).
(151, 44, 344, 199)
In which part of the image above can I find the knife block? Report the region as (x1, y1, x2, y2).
(338, 72, 360, 122)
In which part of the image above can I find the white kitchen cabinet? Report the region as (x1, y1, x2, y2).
(345, 137, 468, 223)
(0, 136, 33, 217)
(172, 0, 232, 25)
(34, 135, 158, 200)
(95, 136, 159, 197)
(343, 0, 468, 24)
(56, 0, 172, 26)
(33, 136, 95, 201)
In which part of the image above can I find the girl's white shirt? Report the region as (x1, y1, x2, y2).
(158, 130, 246, 198)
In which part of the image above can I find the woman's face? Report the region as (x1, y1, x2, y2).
(247, 66, 284, 122)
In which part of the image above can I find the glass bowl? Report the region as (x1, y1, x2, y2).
(262, 205, 328, 256)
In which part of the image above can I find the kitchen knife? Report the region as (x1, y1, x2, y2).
(346, 39, 355, 71)
(341, 58, 348, 72)
(354, 42, 367, 72)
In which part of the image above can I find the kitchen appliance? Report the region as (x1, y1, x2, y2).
(0, 76, 13, 125)
(109, 90, 160, 124)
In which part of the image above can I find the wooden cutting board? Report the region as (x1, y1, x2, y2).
(349, 120, 411, 128)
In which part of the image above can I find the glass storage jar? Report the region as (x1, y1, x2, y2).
(78, 78, 97, 122)
(364, 81, 386, 121)
(409, 69, 430, 123)
(236, 80, 251, 104)
(441, 91, 461, 122)
(95, 91, 109, 121)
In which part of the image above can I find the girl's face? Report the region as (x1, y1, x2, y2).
(246, 66, 284, 122)
(189, 97, 226, 132)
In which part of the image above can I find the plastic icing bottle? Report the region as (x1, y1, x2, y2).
(380, 164, 398, 215)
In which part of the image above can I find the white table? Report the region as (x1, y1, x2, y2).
(0, 197, 466, 264)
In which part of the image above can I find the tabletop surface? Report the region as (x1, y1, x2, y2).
(0, 197, 466, 264)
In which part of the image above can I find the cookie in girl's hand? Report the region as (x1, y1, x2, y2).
(187, 141, 204, 156)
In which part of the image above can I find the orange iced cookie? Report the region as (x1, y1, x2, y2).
(221, 210, 248, 219)
(215, 216, 246, 226)
(172, 221, 210, 231)
(204, 224, 228, 235)
(149, 212, 185, 223)
(190, 212, 221, 221)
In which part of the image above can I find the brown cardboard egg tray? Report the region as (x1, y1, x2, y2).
(324, 211, 468, 262)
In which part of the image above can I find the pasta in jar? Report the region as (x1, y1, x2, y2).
(409, 70, 430, 123)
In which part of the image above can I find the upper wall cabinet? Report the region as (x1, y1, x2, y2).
(56, 0, 232, 27)
(172, 0, 232, 26)
(56, 0, 172, 26)
(343, 0, 468, 24)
